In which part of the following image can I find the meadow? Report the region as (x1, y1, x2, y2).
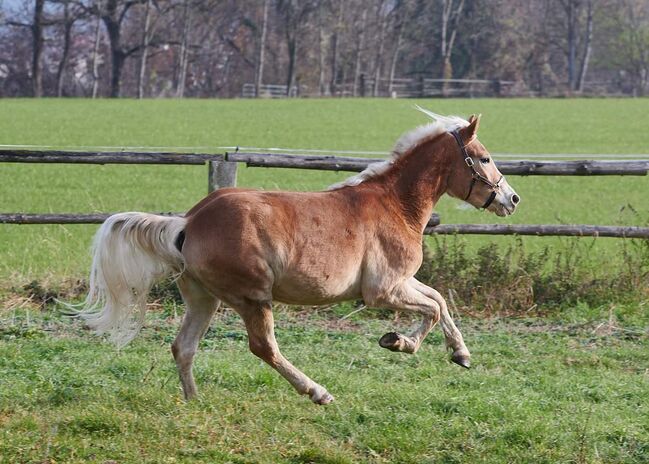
(1, 304, 649, 463)
(1, 98, 648, 463)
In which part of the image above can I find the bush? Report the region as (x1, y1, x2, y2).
(416, 236, 649, 316)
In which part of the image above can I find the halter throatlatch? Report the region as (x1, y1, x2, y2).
(450, 130, 502, 210)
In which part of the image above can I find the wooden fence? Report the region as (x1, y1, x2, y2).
(1, 149, 649, 238)
(242, 83, 299, 98)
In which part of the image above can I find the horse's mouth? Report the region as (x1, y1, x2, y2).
(493, 204, 514, 217)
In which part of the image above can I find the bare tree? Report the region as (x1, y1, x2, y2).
(73, 0, 147, 97)
(7, 0, 46, 96)
(440, 0, 465, 87)
(352, 8, 367, 97)
(328, 0, 344, 95)
(137, 0, 152, 98)
(255, 0, 269, 97)
(31, 0, 45, 97)
(317, 1, 327, 96)
(52, 0, 84, 97)
(610, 0, 649, 95)
(176, 0, 191, 98)
(575, 0, 593, 92)
(372, 0, 388, 97)
(388, 1, 409, 96)
(90, 0, 103, 98)
(277, 0, 314, 96)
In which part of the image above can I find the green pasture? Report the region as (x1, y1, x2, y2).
(1, 98, 648, 285)
(1, 305, 648, 463)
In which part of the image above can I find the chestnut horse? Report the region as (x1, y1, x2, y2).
(78, 110, 520, 404)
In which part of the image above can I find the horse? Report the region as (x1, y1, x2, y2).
(77, 109, 520, 405)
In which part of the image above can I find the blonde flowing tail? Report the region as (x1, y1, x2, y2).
(78, 212, 187, 348)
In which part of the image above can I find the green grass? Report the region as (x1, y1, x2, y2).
(1, 98, 648, 283)
(1, 306, 648, 463)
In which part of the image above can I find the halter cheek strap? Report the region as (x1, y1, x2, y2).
(450, 130, 502, 210)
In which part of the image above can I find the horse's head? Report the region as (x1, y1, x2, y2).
(446, 115, 520, 217)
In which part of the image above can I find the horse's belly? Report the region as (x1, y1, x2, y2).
(272, 267, 362, 305)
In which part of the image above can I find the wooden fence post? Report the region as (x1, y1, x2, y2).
(208, 160, 238, 193)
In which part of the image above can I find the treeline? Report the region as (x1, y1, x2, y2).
(1, 0, 648, 98)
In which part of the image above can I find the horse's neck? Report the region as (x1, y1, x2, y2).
(385, 139, 451, 232)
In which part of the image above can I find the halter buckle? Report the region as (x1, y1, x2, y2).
(464, 157, 474, 167)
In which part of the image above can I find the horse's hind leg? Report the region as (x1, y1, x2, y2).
(409, 278, 471, 368)
(233, 300, 334, 405)
(172, 275, 219, 400)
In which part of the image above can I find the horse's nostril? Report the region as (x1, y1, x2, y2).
(511, 194, 520, 205)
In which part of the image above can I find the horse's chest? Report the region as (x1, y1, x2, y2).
(374, 234, 423, 275)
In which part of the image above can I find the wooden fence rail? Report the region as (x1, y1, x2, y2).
(4, 214, 648, 238)
(0, 213, 184, 224)
(0, 213, 438, 227)
(3, 150, 649, 175)
(2, 149, 648, 238)
(226, 152, 649, 176)
(0, 150, 222, 165)
(425, 224, 649, 238)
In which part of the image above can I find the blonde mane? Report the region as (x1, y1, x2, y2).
(327, 107, 470, 190)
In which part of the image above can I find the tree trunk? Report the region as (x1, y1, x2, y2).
(286, 31, 297, 96)
(255, 0, 269, 97)
(176, 0, 191, 98)
(329, 0, 344, 96)
(576, 0, 593, 93)
(56, 2, 74, 97)
(566, 0, 576, 90)
(440, 0, 464, 95)
(317, 3, 327, 96)
(352, 9, 367, 97)
(91, 4, 102, 98)
(109, 48, 125, 98)
(388, 21, 404, 96)
(137, 0, 152, 99)
(32, 0, 45, 97)
(372, 1, 387, 97)
(103, 0, 124, 98)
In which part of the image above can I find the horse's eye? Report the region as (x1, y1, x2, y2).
(480, 158, 490, 165)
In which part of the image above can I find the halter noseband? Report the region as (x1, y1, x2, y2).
(450, 130, 502, 210)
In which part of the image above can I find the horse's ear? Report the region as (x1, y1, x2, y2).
(462, 114, 481, 139)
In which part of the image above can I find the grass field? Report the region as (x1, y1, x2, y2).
(1, 98, 649, 284)
(1, 98, 648, 463)
(1, 305, 648, 463)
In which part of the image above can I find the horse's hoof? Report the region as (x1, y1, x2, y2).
(451, 351, 471, 369)
(311, 390, 335, 405)
(379, 332, 405, 352)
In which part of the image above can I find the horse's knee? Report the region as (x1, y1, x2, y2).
(171, 341, 195, 368)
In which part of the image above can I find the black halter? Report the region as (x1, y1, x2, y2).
(450, 130, 502, 210)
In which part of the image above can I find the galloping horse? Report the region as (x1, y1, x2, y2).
(79, 109, 520, 404)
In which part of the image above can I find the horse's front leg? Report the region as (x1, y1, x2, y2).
(364, 280, 441, 355)
(408, 277, 471, 368)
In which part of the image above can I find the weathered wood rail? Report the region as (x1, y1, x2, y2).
(425, 224, 649, 238)
(4, 214, 647, 239)
(0, 213, 183, 224)
(2, 149, 649, 237)
(0, 150, 221, 165)
(0, 213, 441, 227)
(226, 152, 649, 176)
